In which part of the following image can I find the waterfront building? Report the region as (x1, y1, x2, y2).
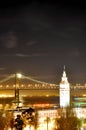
(59, 66, 70, 107)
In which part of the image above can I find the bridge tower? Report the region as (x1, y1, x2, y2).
(14, 73, 22, 108)
(59, 66, 70, 108)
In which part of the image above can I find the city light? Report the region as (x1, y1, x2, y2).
(24, 125, 34, 130)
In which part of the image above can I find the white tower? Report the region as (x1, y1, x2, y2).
(60, 66, 70, 108)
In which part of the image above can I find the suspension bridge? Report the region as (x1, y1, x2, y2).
(0, 73, 59, 90)
(0, 73, 86, 91)
(0, 73, 86, 109)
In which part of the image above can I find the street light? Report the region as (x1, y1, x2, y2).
(45, 116, 50, 130)
(15, 73, 22, 108)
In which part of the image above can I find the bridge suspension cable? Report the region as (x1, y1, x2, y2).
(0, 74, 15, 84)
(0, 73, 59, 87)
(22, 75, 59, 87)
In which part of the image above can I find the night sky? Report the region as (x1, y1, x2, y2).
(0, 1, 86, 85)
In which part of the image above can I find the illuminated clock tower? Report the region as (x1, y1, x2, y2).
(60, 66, 70, 108)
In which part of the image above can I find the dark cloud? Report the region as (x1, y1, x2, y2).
(0, 31, 17, 48)
(26, 41, 37, 47)
(0, 68, 6, 70)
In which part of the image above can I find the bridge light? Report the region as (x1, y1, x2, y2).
(16, 73, 22, 79)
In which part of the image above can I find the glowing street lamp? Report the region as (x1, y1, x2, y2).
(44, 116, 50, 130)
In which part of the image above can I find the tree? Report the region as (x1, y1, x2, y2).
(22, 107, 38, 130)
(0, 111, 6, 130)
(56, 107, 80, 130)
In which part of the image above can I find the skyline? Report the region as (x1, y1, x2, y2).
(0, 1, 86, 84)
